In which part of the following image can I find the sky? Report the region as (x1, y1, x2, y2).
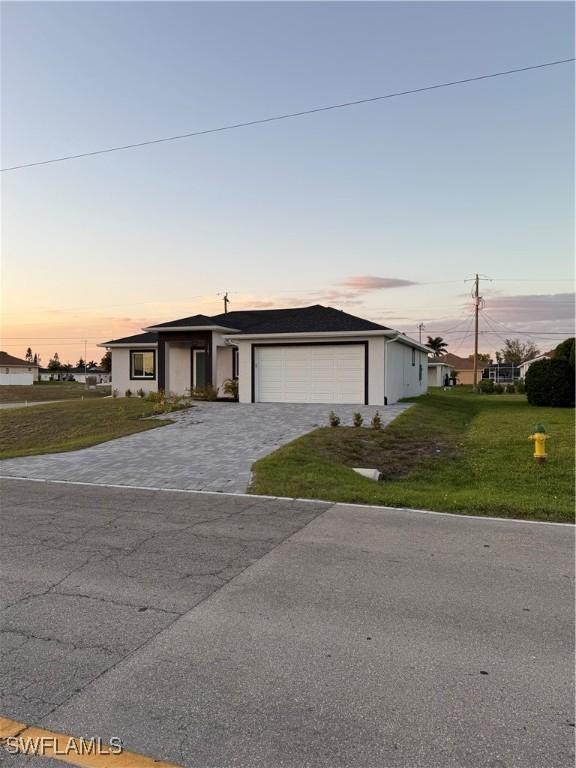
(1, 0, 574, 366)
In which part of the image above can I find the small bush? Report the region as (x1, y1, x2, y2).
(478, 379, 494, 394)
(136, 388, 145, 398)
(526, 358, 575, 408)
(494, 384, 504, 394)
(371, 412, 383, 430)
(145, 390, 165, 403)
(516, 380, 526, 394)
(190, 385, 219, 401)
(352, 412, 364, 427)
(125, 388, 132, 398)
(505, 383, 516, 394)
(328, 411, 341, 427)
(221, 378, 239, 400)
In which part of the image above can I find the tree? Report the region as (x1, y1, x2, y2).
(25, 347, 33, 362)
(86, 360, 98, 369)
(496, 338, 540, 365)
(76, 357, 85, 369)
(47, 353, 62, 371)
(468, 353, 492, 364)
(426, 336, 448, 358)
(100, 349, 111, 372)
(33, 353, 38, 365)
(553, 337, 575, 367)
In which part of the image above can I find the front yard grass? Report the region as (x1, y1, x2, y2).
(0, 398, 172, 459)
(0, 383, 110, 403)
(250, 389, 574, 522)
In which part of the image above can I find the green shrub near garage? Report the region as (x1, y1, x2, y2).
(525, 358, 575, 408)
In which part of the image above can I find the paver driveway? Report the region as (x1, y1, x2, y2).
(0, 402, 409, 492)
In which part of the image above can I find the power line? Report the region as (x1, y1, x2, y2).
(2, 58, 573, 173)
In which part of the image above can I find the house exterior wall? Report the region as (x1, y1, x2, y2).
(111, 348, 158, 395)
(385, 342, 428, 404)
(166, 344, 191, 395)
(0, 370, 34, 385)
(216, 346, 234, 393)
(234, 336, 388, 405)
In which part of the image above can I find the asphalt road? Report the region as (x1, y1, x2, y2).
(1, 478, 574, 768)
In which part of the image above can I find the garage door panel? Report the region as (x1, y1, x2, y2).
(255, 345, 365, 404)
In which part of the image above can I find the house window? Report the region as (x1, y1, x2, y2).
(411, 349, 416, 366)
(232, 348, 239, 379)
(130, 350, 156, 379)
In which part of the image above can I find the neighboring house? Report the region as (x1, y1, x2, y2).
(39, 366, 111, 383)
(0, 351, 39, 384)
(427, 360, 453, 387)
(436, 353, 478, 385)
(39, 368, 67, 381)
(518, 353, 553, 380)
(99, 305, 429, 405)
(68, 367, 111, 384)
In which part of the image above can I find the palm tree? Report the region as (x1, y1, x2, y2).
(426, 336, 448, 358)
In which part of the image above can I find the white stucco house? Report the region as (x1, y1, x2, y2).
(0, 351, 39, 385)
(99, 305, 429, 405)
(518, 354, 552, 380)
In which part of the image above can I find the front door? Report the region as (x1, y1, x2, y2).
(192, 349, 208, 388)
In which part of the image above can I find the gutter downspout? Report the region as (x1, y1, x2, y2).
(384, 332, 401, 405)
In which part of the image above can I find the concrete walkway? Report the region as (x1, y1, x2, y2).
(0, 402, 409, 492)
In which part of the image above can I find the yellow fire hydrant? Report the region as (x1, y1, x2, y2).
(530, 424, 548, 464)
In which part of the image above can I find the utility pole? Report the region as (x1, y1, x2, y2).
(472, 274, 480, 390)
(417, 322, 425, 344)
(223, 292, 230, 314)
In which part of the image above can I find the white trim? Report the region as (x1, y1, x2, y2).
(0, 476, 571, 527)
(97, 342, 158, 348)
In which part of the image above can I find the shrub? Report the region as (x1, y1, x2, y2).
(352, 412, 364, 427)
(525, 358, 575, 408)
(553, 337, 575, 367)
(505, 384, 516, 394)
(221, 378, 239, 400)
(371, 412, 383, 430)
(478, 379, 494, 394)
(328, 411, 341, 427)
(125, 388, 132, 398)
(494, 384, 504, 394)
(189, 385, 219, 401)
(136, 388, 145, 398)
(516, 380, 526, 394)
(145, 390, 165, 403)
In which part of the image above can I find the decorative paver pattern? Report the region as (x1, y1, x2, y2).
(0, 402, 410, 492)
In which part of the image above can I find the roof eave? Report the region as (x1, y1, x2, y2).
(143, 325, 239, 333)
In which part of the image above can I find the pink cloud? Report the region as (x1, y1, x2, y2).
(338, 276, 419, 293)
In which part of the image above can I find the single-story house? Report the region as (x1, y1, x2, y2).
(39, 366, 111, 383)
(69, 367, 111, 384)
(99, 305, 429, 405)
(436, 352, 486, 386)
(518, 353, 553, 380)
(427, 359, 453, 387)
(0, 351, 39, 385)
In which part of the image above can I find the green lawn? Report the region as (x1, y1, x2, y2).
(0, 398, 172, 459)
(250, 389, 574, 522)
(0, 382, 111, 403)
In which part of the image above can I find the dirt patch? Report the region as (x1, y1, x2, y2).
(305, 427, 458, 480)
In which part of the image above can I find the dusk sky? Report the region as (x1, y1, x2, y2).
(2, 1, 574, 365)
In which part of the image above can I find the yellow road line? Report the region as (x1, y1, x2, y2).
(0, 716, 184, 768)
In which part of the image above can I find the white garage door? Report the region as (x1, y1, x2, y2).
(254, 344, 365, 404)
